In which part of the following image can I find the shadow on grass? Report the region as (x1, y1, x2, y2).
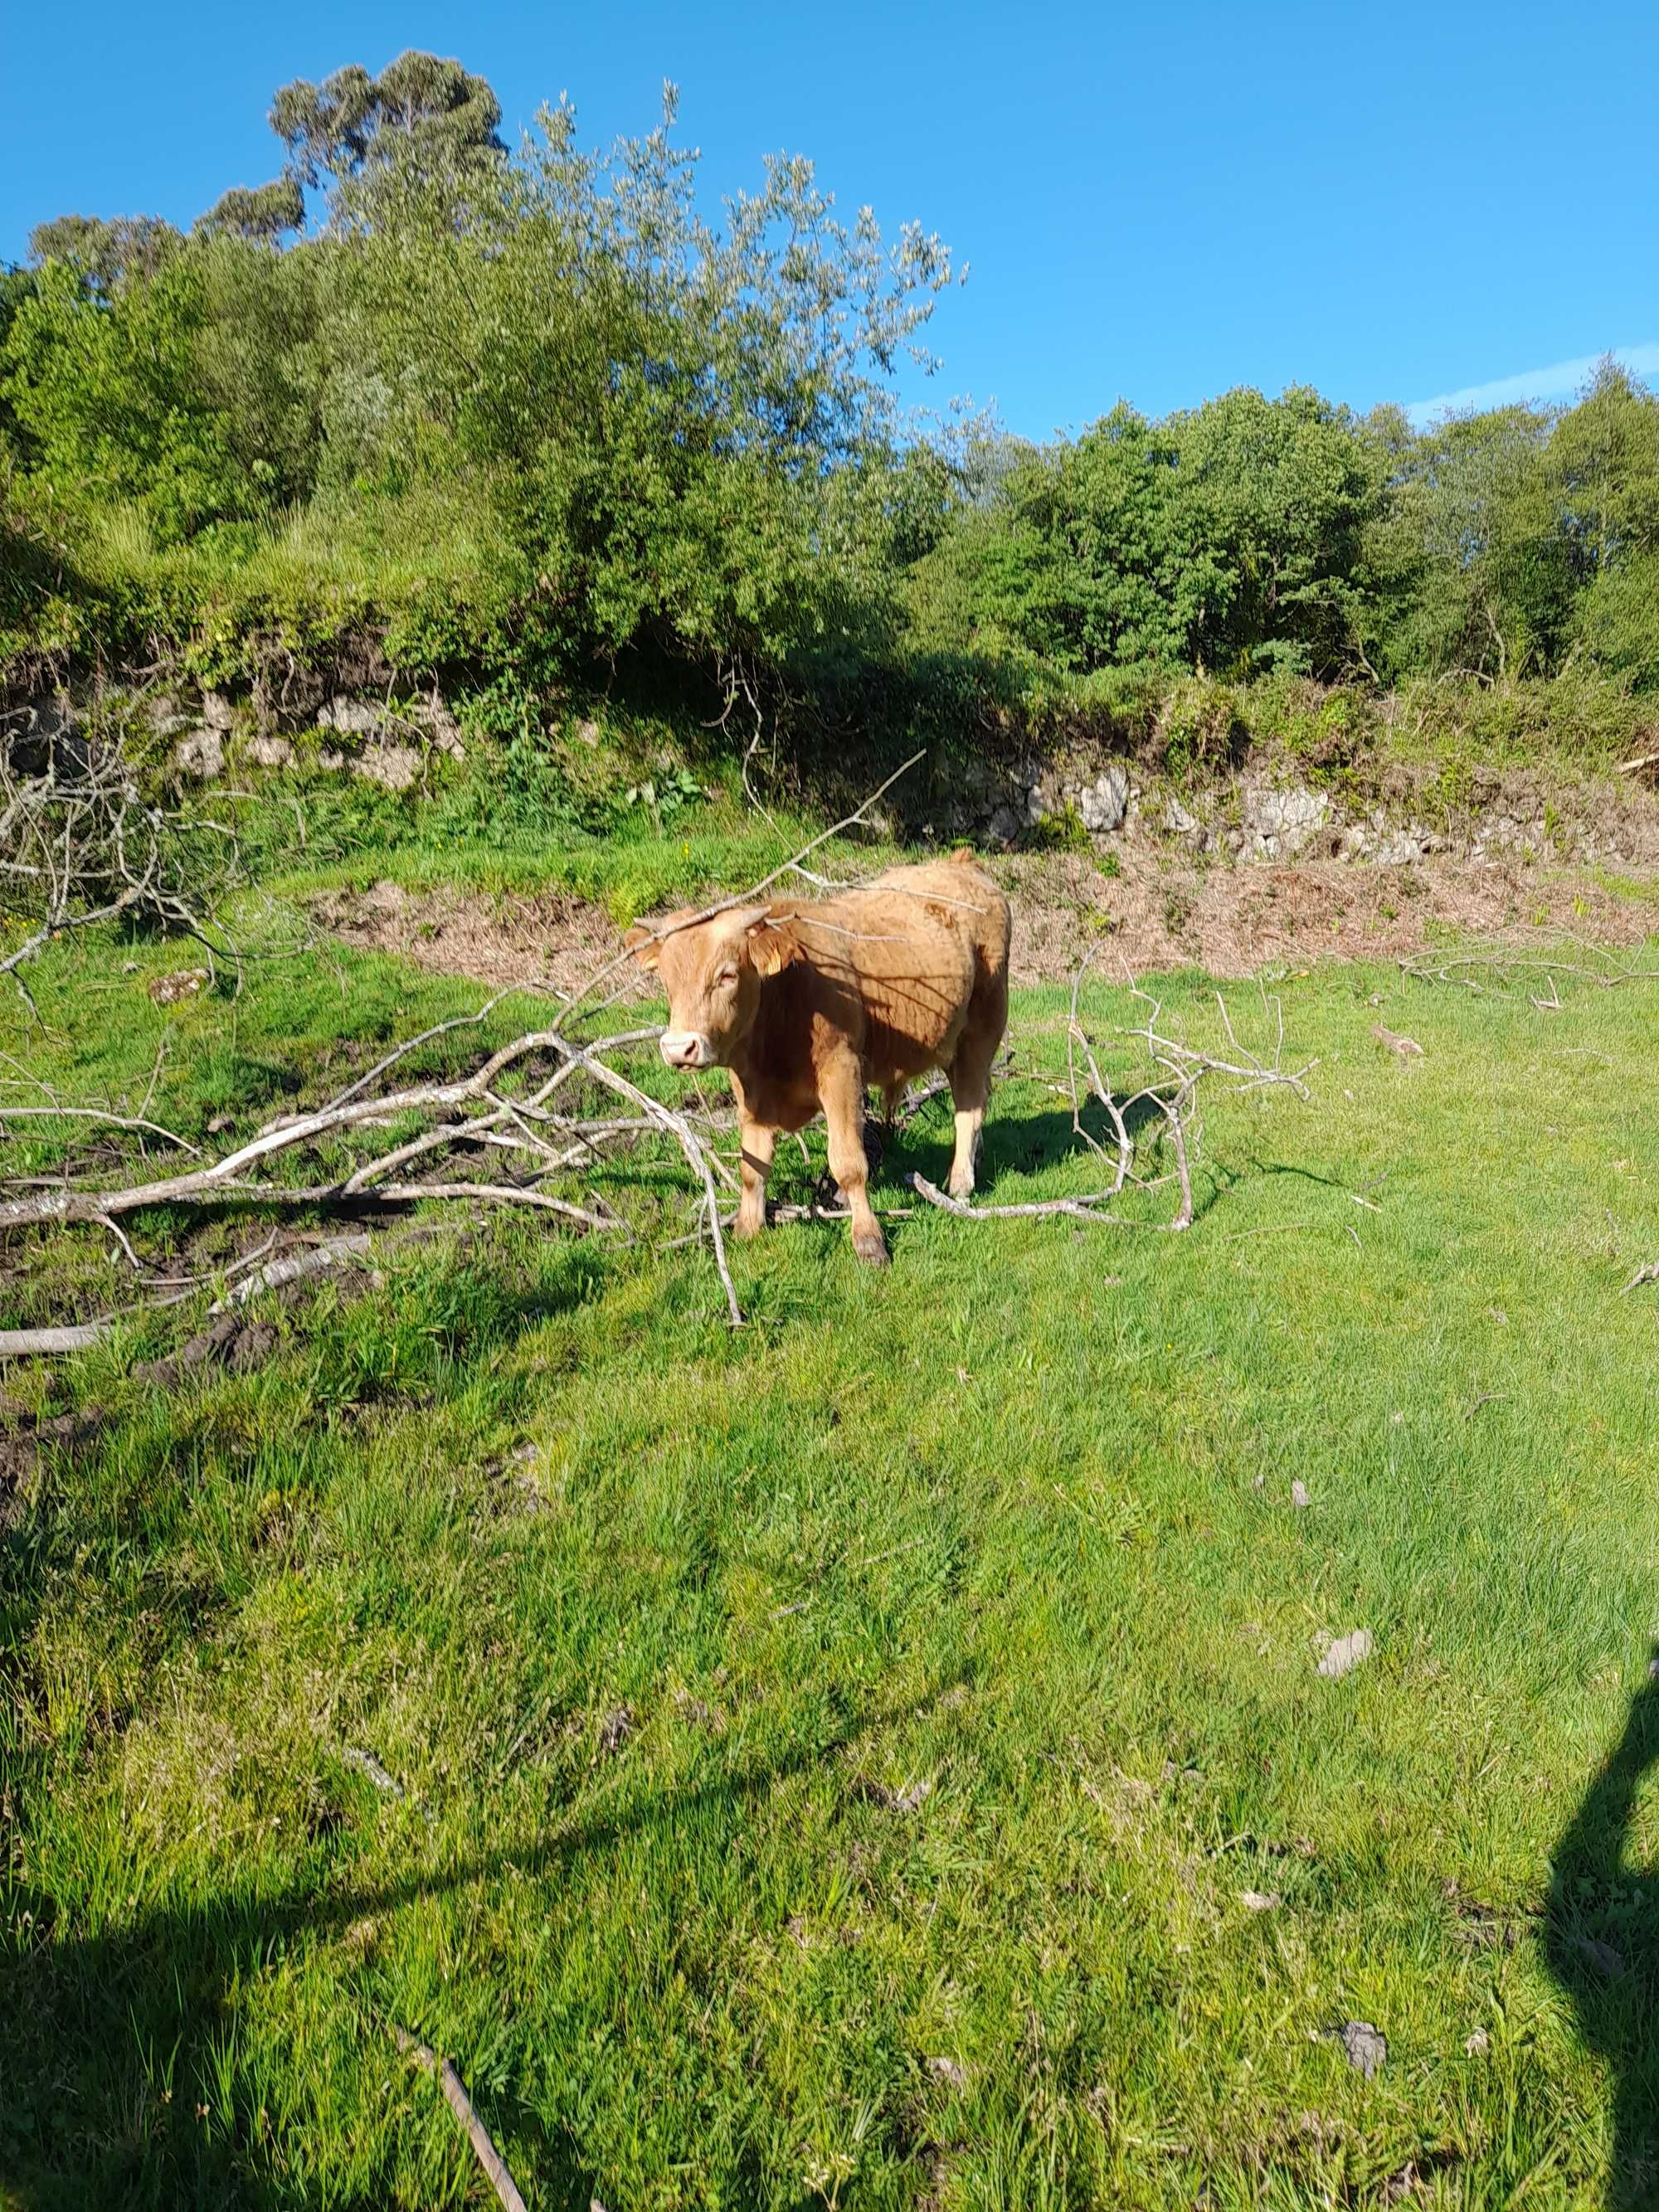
(1548, 1655, 1659, 2209)
(880, 1093, 1178, 1198)
(0, 1671, 958, 2210)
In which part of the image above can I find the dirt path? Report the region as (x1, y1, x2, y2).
(313, 851, 1658, 994)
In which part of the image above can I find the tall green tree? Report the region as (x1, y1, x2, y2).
(1554, 364, 1659, 684)
(195, 180, 305, 243)
(270, 52, 504, 203)
(27, 215, 182, 294)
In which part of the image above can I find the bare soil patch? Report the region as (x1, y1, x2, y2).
(311, 879, 656, 1002)
(314, 855, 1659, 994)
(0, 1403, 105, 1527)
(1002, 849, 1658, 979)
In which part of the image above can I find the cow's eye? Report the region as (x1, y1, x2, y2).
(714, 965, 738, 986)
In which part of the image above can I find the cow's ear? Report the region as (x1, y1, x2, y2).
(745, 912, 799, 978)
(624, 924, 660, 973)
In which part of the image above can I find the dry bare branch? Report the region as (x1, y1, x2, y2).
(390, 2025, 528, 2212)
(0, 1320, 114, 1359)
(0, 707, 246, 1002)
(917, 963, 1312, 1238)
(210, 1232, 373, 1310)
(1400, 942, 1659, 998)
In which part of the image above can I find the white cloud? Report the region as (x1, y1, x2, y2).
(1404, 343, 1659, 426)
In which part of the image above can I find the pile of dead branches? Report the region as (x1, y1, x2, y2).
(1, 698, 244, 1001)
(1400, 938, 1659, 1008)
(0, 765, 925, 1349)
(1, 754, 1312, 1353)
(910, 953, 1315, 1235)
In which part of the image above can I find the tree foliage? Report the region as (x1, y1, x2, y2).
(270, 51, 504, 199)
(5, 53, 1657, 721)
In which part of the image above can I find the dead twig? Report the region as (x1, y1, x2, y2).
(390, 2025, 528, 2212)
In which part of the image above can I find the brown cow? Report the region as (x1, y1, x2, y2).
(625, 851, 1011, 1265)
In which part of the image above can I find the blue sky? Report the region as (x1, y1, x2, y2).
(2, 2, 1655, 439)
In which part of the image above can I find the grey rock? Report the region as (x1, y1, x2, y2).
(1164, 795, 1202, 839)
(319, 693, 386, 737)
(1316, 1627, 1374, 1680)
(1574, 1933, 1626, 1980)
(956, 753, 1003, 804)
(413, 693, 465, 759)
(1023, 782, 1050, 827)
(1338, 2020, 1387, 2078)
(353, 739, 423, 793)
(147, 692, 195, 741)
(1291, 1480, 1311, 1509)
(172, 728, 225, 780)
(1078, 763, 1131, 834)
(249, 734, 294, 770)
(1248, 784, 1328, 858)
(200, 691, 236, 734)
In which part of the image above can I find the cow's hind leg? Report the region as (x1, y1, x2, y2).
(946, 976, 1008, 1201)
(820, 1056, 888, 1266)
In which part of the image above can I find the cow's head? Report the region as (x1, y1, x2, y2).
(625, 905, 800, 1070)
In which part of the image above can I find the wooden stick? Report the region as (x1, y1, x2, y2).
(391, 2025, 528, 2212)
(0, 1319, 114, 1359)
(210, 1232, 373, 1310)
(908, 1171, 1146, 1225)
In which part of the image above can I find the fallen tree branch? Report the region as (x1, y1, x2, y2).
(915, 961, 1311, 1237)
(210, 1232, 372, 1310)
(0, 702, 246, 1000)
(391, 2025, 528, 2212)
(1400, 942, 1659, 998)
(910, 1172, 1141, 1225)
(0, 1320, 114, 1359)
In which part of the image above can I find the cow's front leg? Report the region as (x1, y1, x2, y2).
(820, 1057, 888, 1267)
(734, 1116, 776, 1241)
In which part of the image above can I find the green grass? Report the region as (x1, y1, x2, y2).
(4, 884, 1659, 2209)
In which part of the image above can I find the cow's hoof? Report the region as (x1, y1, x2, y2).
(731, 1213, 763, 1243)
(853, 1230, 890, 1268)
(945, 1175, 975, 1203)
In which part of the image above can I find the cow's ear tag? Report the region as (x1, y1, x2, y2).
(747, 917, 795, 977)
(624, 925, 660, 972)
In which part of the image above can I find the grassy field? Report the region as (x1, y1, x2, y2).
(4, 824, 1659, 2210)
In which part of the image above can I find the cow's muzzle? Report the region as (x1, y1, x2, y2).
(659, 1030, 714, 1070)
